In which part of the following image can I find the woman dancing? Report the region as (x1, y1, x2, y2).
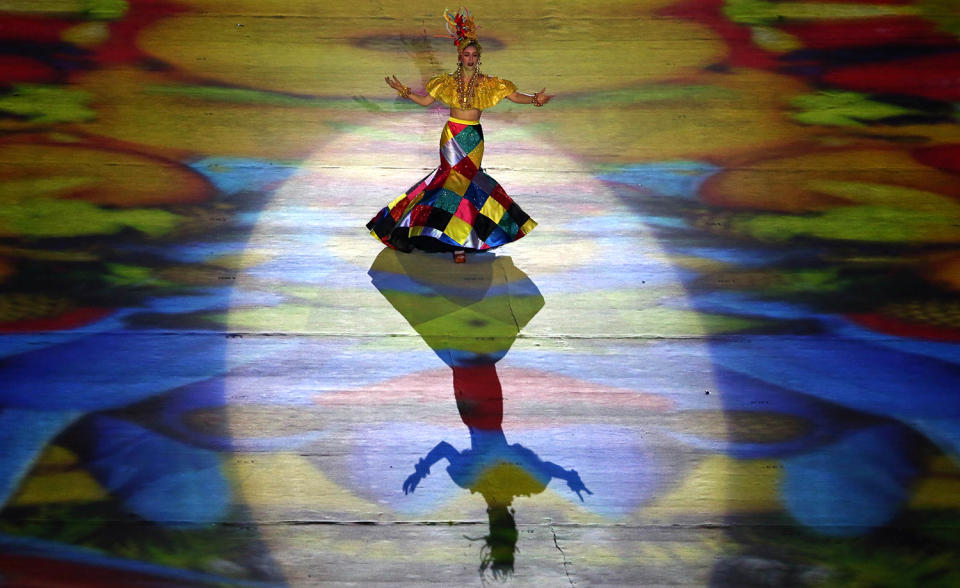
(368, 7, 551, 260)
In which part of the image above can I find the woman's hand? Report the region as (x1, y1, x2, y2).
(386, 75, 412, 99)
(386, 76, 434, 106)
(384, 75, 405, 91)
(565, 469, 593, 501)
(533, 88, 553, 107)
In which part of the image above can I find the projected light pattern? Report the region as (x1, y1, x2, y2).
(1, 0, 959, 585)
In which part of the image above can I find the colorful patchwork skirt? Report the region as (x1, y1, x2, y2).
(366, 117, 536, 252)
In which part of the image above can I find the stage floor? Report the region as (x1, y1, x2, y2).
(2, 1, 960, 586)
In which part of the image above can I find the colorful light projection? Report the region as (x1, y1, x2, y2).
(1, 0, 959, 585)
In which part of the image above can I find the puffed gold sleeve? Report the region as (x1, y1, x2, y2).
(471, 76, 517, 110)
(425, 74, 457, 108)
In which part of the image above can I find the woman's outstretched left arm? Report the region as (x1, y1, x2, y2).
(542, 460, 592, 501)
(506, 88, 553, 107)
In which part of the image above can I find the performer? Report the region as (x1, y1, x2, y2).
(368, 7, 551, 259)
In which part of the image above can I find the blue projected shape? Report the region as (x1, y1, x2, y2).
(82, 416, 230, 525)
(597, 161, 721, 198)
(188, 156, 304, 196)
(781, 425, 918, 536)
(0, 409, 82, 509)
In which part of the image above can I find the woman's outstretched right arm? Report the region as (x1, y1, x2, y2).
(385, 75, 435, 107)
(402, 441, 459, 494)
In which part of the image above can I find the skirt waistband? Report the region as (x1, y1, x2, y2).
(448, 116, 480, 125)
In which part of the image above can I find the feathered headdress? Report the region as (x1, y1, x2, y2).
(442, 7, 480, 53)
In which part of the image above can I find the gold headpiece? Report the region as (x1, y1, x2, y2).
(442, 7, 480, 53)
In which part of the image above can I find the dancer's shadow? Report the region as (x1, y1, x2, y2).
(368, 248, 543, 367)
(368, 249, 591, 579)
(402, 431, 591, 579)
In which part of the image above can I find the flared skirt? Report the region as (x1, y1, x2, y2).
(366, 118, 536, 252)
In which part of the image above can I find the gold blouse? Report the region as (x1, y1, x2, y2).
(425, 73, 517, 111)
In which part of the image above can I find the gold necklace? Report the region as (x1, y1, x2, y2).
(456, 64, 480, 109)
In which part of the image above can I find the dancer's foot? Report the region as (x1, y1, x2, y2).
(453, 250, 466, 263)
